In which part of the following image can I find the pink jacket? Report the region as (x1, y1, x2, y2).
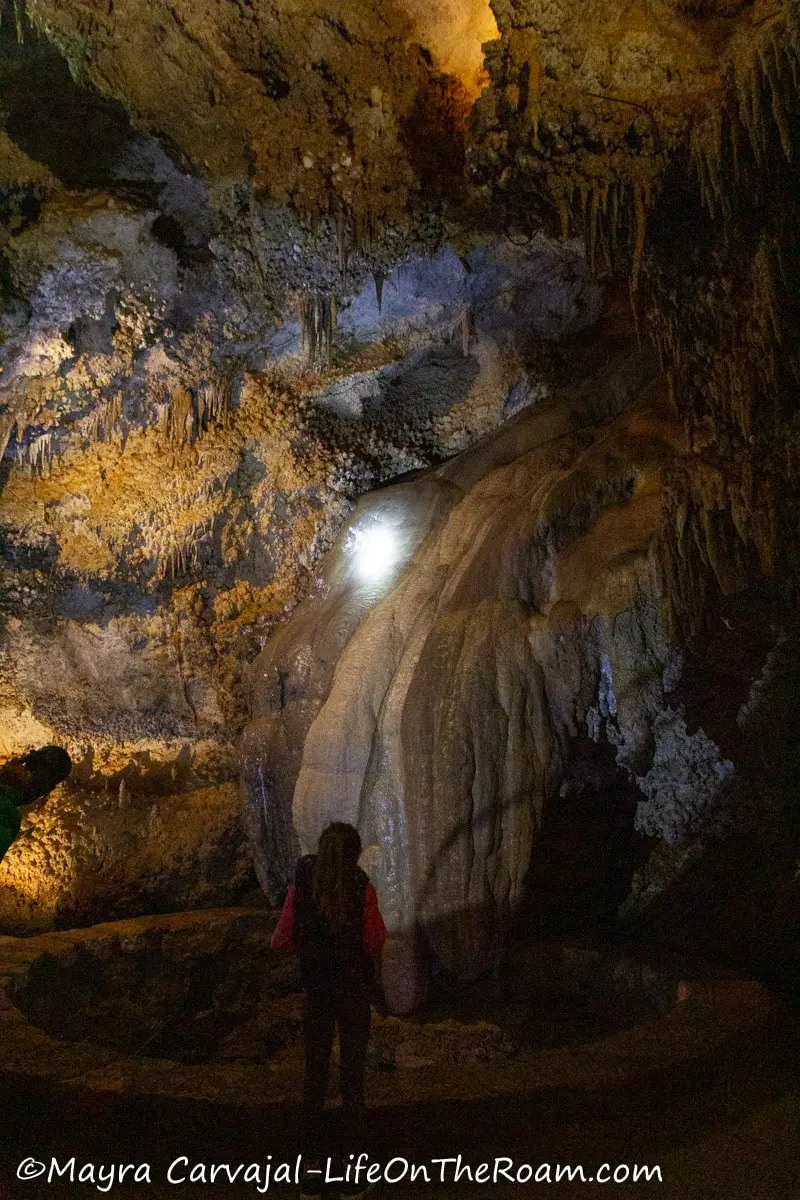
(270, 882, 386, 955)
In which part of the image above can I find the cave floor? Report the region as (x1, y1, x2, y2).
(2, 911, 797, 1196)
(2, 1023, 796, 1200)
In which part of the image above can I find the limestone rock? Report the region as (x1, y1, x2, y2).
(24, 0, 475, 227)
(634, 708, 734, 844)
(0, 782, 251, 933)
(243, 333, 698, 1007)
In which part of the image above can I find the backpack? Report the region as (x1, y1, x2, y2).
(294, 855, 370, 993)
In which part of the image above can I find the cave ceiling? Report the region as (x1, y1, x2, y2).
(11, 1, 790, 217)
(17, 0, 492, 228)
(0, 0, 797, 659)
(0, 2, 793, 270)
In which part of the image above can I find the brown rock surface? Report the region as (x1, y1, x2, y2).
(24, 0, 487, 226)
(0, 782, 250, 932)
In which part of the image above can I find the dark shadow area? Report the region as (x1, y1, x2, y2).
(618, 626, 800, 1031)
(372, 344, 481, 421)
(400, 61, 469, 202)
(523, 737, 650, 938)
(408, 736, 650, 997)
(14, 932, 294, 1066)
(0, 21, 145, 195)
(668, 582, 785, 758)
(150, 214, 215, 267)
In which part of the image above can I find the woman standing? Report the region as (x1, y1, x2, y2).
(271, 822, 386, 1197)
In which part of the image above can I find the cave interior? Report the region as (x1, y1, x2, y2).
(0, 0, 798, 1194)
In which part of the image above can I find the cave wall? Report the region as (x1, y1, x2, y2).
(0, 0, 797, 954)
(0, 7, 605, 926)
(469, 0, 800, 625)
(0, 781, 250, 933)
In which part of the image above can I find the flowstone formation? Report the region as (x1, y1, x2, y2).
(243, 319, 744, 1009)
(244, 311, 798, 1010)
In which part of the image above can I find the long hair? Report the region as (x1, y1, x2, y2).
(312, 822, 362, 929)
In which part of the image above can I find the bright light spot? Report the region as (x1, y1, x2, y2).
(348, 522, 400, 582)
(403, 0, 499, 98)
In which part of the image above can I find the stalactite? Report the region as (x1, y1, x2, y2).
(17, 431, 55, 475)
(752, 235, 783, 348)
(374, 271, 385, 315)
(155, 402, 170, 438)
(0, 412, 15, 462)
(336, 208, 347, 272)
(167, 387, 194, 448)
(354, 209, 365, 257)
(5, 0, 26, 43)
(691, 15, 800, 216)
(328, 299, 336, 368)
(557, 192, 570, 242)
(153, 376, 231, 449)
(83, 393, 124, 447)
(630, 180, 650, 296)
(298, 292, 336, 367)
(152, 507, 218, 583)
(610, 181, 620, 266)
(765, 53, 793, 161)
(298, 296, 309, 360)
(552, 166, 659, 299)
(195, 377, 229, 429)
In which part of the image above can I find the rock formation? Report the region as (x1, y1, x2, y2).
(243, 317, 742, 1008)
(470, 0, 800, 629)
(0, 0, 796, 1004)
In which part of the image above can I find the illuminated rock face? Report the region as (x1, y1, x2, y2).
(0, 782, 250, 933)
(244, 330, 741, 1008)
(403, 0, 499, 96)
